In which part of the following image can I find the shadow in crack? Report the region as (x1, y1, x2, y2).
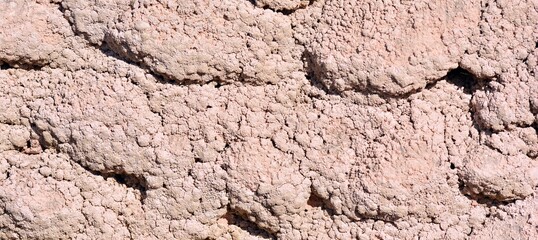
(306, 188, 336, 217)
(1, 62, 10, 70)
(302, 50, 343, 97)
(0, 61, 46, 71)
(444, 67, 479, 94)
(90, 168, 149, 203)
(221, 208, 276, 239)
(108, 171, 148, 201)
(248, 0, 316, 15)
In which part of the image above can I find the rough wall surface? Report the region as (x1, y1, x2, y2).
(0, 0, 537, 239)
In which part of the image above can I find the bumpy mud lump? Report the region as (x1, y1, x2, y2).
(0, 0, 71, 67)
(294, 0, 482, 95)
(0, 0, 537, 239)
(62, 0, 303, 85)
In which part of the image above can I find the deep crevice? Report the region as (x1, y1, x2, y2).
(76, 162, 149, 203)
(0, 62, 10, 70)
(0, 61, 45, 71)
(306, 188, 336, 217)
(302, 50, 342, 97)
(445, 67, 479, 94)
(355, 210, 401, 223)
(306, 192, 324, 208)
(106, 171, 148, 202)
(249, 0, 315, 15)
(222, 207, 276, 239)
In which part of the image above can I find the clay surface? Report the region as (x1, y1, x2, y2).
(0, 0, 537, 239)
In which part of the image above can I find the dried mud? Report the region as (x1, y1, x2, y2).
(0, 0, 537, 239)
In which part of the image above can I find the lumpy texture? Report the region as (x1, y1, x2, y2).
(0, 0, 537, 239)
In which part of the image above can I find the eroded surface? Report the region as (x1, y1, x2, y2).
(0, 0, 537, 239)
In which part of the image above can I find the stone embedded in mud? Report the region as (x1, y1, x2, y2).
(459, 147, 538, 202)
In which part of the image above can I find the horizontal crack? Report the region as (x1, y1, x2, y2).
(249, 0, 316, 15)
(224, 206, 277, 239)
(74, 160, 149, 204)
(0, 61, 46, 71)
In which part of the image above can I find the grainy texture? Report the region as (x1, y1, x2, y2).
(0, 0, 537, 239)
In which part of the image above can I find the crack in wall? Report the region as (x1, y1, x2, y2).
(73, 160, 149, 204)
(248, 0, 316, 15)
(0, 61, 45, 71)
(0, 62, 10, 70)
(223, 207, 276, 239)
(306, 187, 336, 217)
